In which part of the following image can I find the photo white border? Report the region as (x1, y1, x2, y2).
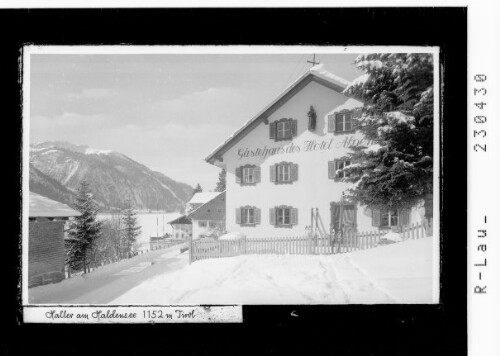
(22, 45, 441, 319)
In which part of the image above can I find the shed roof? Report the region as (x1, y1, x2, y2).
(29, 192, 80, 218)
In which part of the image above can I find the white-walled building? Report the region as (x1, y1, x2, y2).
(205, 65, 424, 239)
(188, 191, 226, 239)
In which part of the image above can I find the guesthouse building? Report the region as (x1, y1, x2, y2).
(205, 65, 424, 239)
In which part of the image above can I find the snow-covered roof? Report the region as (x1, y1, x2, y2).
(168, 215, 192, 225)
(205, 65, 352, 165)
(188, 192, 222, 205)
(29, 192, 80, 218)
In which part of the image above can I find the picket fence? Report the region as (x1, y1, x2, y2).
(189, 220, 432, 263)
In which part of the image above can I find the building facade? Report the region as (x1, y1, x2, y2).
(206, 67, 424, 239)
(188, 191, 226, 239)
(168, 215, 193, 239)
(28, 192, 80, 286)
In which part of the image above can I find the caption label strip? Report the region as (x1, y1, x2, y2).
(23, 306, 243, 323)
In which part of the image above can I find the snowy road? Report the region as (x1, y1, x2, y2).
(29, 237, 435, 305)
(28, 244, 189, 305)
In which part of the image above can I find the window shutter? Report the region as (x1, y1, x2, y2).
(270, 164, 276, 182)
(335, 114, 342, 132)
(291, 208, 298, 225)
(328, 161, 336, 179)
(254, 166, 261, 183)
(291, 119, 297, 137)
(235, 167, 242, 184)
(270, 122, 276, 139)
(372, 209, 381, 227)
(269, 208, 276, 225)
(235, 208, 241, 224)
(327, 115, 335, 132)
(291, 163, 298, 181)
(255, 208, 261, 224)
(400, 209, 410, 226)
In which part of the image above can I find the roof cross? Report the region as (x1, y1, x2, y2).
(307, 54, 320, 67)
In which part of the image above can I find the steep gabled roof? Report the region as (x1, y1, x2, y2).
(168, 215, 192, 225)
(188, 192, 222, 205)
(205, 65, 351, 165)
(29, 192, 80, 218)
(187, 191, 225, 221)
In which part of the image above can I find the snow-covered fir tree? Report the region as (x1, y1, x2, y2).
(214, 168, 226, 192)
(122, 198, 141, 257)
(342, 53, 434, 219)
(66, 180, 103, 273)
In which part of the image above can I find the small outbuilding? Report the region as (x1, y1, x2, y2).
(168, 215, 193, 240)
(28, 192, 79, 287)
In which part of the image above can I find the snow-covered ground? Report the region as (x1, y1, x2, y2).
(112, 236, 436, 305)
(98, 212, 182, 251)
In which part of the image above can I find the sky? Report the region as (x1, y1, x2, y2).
(29, 52, 364, 190)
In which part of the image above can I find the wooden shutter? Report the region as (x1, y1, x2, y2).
(328, 161, 336, 179)
(255, 208, 261, 224)
(291, 208, 298, 225)
(254, 166, 261, 183)
(328, 115, 335, 132)
(235, 167, 242, 184)
(235, 208, 241, 224)
(291, 163, 298, 182)
(372, 209, 381, 227)
(400, 209, 410, 226)
(291, 119, 297, 137)
(270, 164, 276, 182)
(269, 122, 276, 139)
(335, 114, 342, 132)
(269, 208, 276, 225)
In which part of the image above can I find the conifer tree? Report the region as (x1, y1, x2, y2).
(66, 181, 103, 273)
(342, 53, 434, 219)
(122, 197, 141, 257)
(214, 168, 226, 192)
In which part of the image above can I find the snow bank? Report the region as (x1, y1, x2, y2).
(219, 232, 246, 241)
(112, 237, 436, 305)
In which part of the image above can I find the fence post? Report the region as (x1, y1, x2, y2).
(189, 238, 193, 264)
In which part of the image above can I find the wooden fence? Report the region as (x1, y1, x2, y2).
(190, 221, 432, 263)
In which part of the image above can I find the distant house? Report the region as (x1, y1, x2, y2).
(28, 192, 79, 287)
(188, 191, 226, 239)
(186, 192, 222, 213)
(168, 215, 192, 240)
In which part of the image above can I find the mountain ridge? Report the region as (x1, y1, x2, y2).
(29, 141, 194, 212)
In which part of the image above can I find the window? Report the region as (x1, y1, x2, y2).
(243, 167, 255, 184)
(198, 221, 207, 228)
(235, 206, 261, 225)
(381, 210, 399, 227)
(208, 221, 217, 228)
(270, 162, 298, 184)
(277, 121, 291, 140)
(236, 165, 261, 185)
(270, 206, 298, 227)
(277, 207, 291, 225)
(278, 164, 291, 182)
(372, 208, 410, 228)
(328, 160, 351, 179)
(328, 111, 356, 133)
(270, 118, 297, 141)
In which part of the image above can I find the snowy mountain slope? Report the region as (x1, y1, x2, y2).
(29, 141, 193, 212)
(29, 164, 76, 207)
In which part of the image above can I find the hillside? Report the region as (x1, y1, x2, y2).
(29, 141, 193, 212)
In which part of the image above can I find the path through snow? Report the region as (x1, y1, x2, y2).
(113, 237, 434, 305)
